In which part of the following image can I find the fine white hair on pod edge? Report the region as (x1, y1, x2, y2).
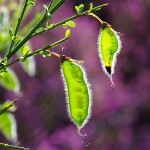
(111, 29, 122, 74)
(60, 60, 92, 133)
(97, 30, 108, 75)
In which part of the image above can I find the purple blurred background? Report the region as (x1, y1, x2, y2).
(1, 0, 150, 149)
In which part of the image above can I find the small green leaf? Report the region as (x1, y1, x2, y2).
(28, 2, 35, 6)
(0, 68, 20, 93)
(78, 4, 84, 13)
(63, 24, 67, 28)
(65, 29, 70, 38)
(0, 112, 17, 142)
(3, 57, 7, 65)
(95, 7, 102, 11)
(46, 22, 49, 28)
(18, 43, 36, 76)
(66, 21, 76, 28)
(47, 24, 54, 29)
(40, 51, 51, 57)
(89, 3, 93, 13)
(75, 6, 79, 14)
(9, 28, 14, 37)
(11, 36, 16, 41)
(23, 46, 29, 56)
(36, 28, 43, 33)
(28, 0, 35, 5)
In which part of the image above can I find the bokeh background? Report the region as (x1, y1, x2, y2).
(1, 0, 150, 150)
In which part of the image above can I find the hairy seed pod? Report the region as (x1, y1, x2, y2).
(98, 22, 122, 75)
(61, 56, 92, 132)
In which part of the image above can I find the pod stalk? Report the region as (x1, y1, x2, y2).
(88, 13, 104, 24)
(88, 13, 111, 28)
(50, 51, 61, 59)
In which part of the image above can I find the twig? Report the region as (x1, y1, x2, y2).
(0, 143, 29, 150)
(4, 0, 66, 61)
(6, 37, 68, 68)
(32, 3, 108, 37)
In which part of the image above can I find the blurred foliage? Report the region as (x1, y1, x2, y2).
(0, 101, 17, 142)
(0, 68, 20, 93)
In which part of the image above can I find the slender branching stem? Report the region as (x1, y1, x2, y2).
(2, 0, 66, 63)
(6, 37, 68, 68)
(0, 143, 29, 150)
(7, 3, 107, 61)
(32, 3, 108, 37)
(9, 0, 29, 53)
(0, 2, 108, 72)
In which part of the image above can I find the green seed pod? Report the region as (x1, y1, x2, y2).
(61, 56, 92, 132)
(98, 23, 122, 75)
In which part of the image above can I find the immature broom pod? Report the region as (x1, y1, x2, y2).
(51, 52, 92, 135)
(61, 56, 92, 135)
(89, 13, 122, 87)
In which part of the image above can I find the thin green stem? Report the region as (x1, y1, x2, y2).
(0, 2, 107, 70)
(6, 37, 68, 68)
(4, 0, 66, 62)
(32, 3, 108, 37)
(9, 0, 29, 52)
(0, 143, 29, 150)
(0, 100, 17, 115)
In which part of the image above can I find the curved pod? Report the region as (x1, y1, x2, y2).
(98, 23, 122, 75)
(61, 57, 92, 131)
